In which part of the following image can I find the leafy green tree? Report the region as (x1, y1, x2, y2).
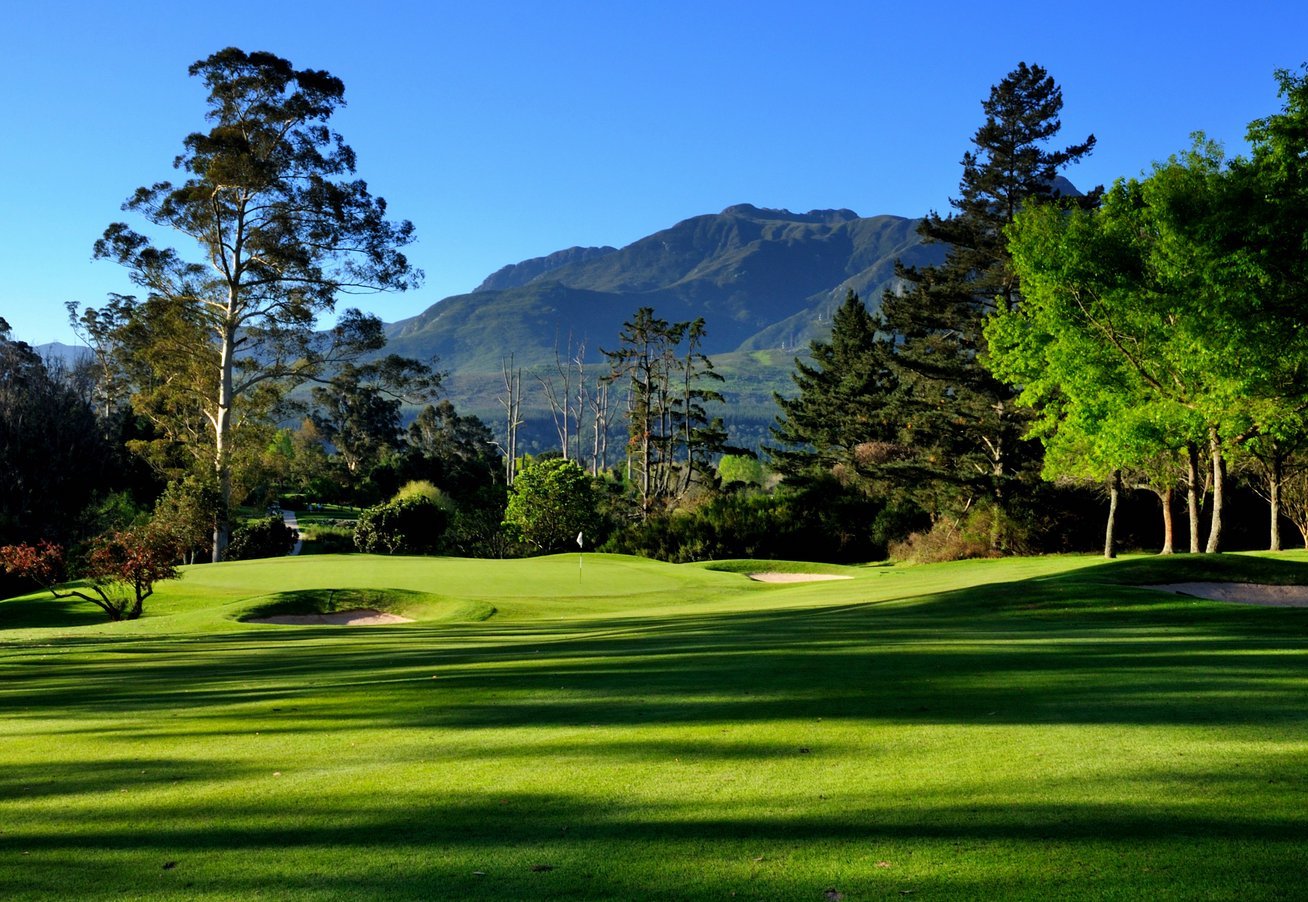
(502, 457, 600, 553)
(149, 474, 222, 564)
(716, 454, 767, 488)
(86, 48, 421, 560)
(310, 357, 439, 477)
(880, 62, 1097, 548)
(402, 400, 502, 500)
(353, 495, 448, 555)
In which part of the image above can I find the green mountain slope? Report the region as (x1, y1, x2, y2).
(383, 204, 944, 450)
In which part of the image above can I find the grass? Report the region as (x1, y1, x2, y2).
(3, 550, 1308, 899)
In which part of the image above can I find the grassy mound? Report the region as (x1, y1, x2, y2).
(238, 587, 495, 624)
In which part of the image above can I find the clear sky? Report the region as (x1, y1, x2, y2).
(3, 0, 1307, 346)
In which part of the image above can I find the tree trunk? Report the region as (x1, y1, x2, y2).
(1204, 426, 1224, 554)
(212, 324, 236, 563)
(1157, 485, 1174, 554)
(1270, 453, 1283, 552)
(1104, 469, 1121, 559)
(1186, 442, 1201, 554)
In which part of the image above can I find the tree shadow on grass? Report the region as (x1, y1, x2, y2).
(3, 558, 1308, 735)
(4, 774, 1308, 899)
(6, 558, 1308, 898)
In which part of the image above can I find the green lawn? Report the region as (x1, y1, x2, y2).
(3, 551, 1308, 900)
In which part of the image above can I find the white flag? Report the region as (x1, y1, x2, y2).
(576, 531, 584, 549)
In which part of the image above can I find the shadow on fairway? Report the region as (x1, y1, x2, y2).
(5, 555, 1308, 732)
(5, 555, 1308, 899)
(4, 778, 1307, 899)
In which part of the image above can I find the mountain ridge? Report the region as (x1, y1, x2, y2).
(384, 203, 945, 374)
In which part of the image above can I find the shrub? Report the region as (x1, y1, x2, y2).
(392, 480, 449, 507)
(226, 516, 298, 560)
(887, 505, 1027, 563)
(353, 496, 448, 555)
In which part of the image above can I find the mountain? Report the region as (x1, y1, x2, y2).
(34, 342, 91, 367)
(379, 203, 947, 451)
(385, 204, 943, 372)
(474, 245, 618, 292)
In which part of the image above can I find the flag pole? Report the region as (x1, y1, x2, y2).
(577, 531, 584, 583)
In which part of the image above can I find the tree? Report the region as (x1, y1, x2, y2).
(1000, 110, 1308, 555)
(0, 529, 180, 622)
(87, 48, 421, 560)
(0, 320, 112, 547)
(602, 308, 727, 515)
(502, 457, 600, 553)
(402, 400, 501, 499)
(880, 62, 1097, 548)
(769, 290, 897, 490)
(149, 473, 222, 564)
(310, 356, 439, 478)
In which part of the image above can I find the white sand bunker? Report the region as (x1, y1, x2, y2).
(250, 608, 414, 625)
(748, 572, 854, 583)
(1148, 583, 1308, 607)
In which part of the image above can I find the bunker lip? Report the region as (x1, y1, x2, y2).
(747, 573, 854, 583)
(248, 608, 415, 625)
(1146, 582, 1308, 607)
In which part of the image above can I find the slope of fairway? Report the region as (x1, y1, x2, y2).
(3, 551, 1308, 900)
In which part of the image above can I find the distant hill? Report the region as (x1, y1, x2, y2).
(385, 204, 944, 370)
(379, 203, 950, 451)
(34, 341, 90, 367)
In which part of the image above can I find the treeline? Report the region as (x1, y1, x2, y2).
(6, 51, 1307, 602)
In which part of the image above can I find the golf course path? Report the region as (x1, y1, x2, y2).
(282, 509, 303, 555)
(1149, 582, 1308, 606)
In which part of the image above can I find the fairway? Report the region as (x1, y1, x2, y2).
(3, 552, 1308, 900)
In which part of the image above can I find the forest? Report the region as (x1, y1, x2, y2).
(5, 49, 1308, 607)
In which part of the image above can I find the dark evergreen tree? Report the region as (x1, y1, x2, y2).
(0, 320, 113, 548)
(768, 291, 898, 490)
(881, 62, 1097, 546)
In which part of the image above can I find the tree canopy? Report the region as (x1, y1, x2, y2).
(85, 47, 422, 560)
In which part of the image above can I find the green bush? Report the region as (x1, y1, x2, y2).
(887, 505, 1026, 563)
(392, 480, 448, 507)
(502, 458, 600, 553)
(353, 496, 448, 555)
(227, 516, 298, 560)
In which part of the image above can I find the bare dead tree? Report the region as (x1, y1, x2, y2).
(499, 354, 523, 485)
(588, 377, 610, 476)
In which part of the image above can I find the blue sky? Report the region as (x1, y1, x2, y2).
(4, 0, 1307, 345)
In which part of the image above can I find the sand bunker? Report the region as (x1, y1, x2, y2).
(1147, 582, 1308, 607)
(748, 572, 854, 583)
(250, 608, 414, 625)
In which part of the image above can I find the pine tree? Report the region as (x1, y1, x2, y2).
(881, 62, 1096, 544)
(769, 291, 898, 490)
